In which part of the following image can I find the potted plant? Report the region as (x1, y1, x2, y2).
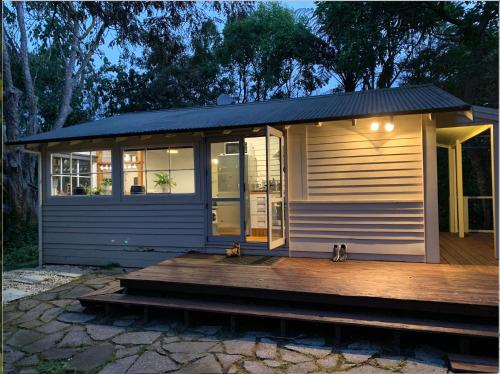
(154, 172, 176, 193)
(92, 187, 102, 195)
(101, 178, 112, 194)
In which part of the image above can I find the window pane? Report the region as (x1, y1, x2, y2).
(97, 173, 113, 196)
(124, 170, 146, 195)
(96, 150, 112, 173)
(123, 150, 145, 170)
(73, 152, 91, 174)
(212, 201, 240, 236)
(170, 147, 194, 170)
(146, 171, 171, 194)
(171, 170, 195, 193)
(51, 176, 63, 196)
(72, 177, 90, 195)
(52, 156, 62, 174)
(271, 201, 284, 241)
(268, 136, 282, 197)
(62, 157, 71, 174)
(146, 149, 169, 171)
(61, 176, 71, 195)
(211, 142, 240, 198)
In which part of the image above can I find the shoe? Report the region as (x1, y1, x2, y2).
(339, 244, 347, 262)
(332, 244, 340, 262)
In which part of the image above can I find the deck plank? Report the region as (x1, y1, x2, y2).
(119, 255, 498, 308)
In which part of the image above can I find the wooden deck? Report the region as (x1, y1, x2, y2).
(440, 232, 497, 266)
(80, 254, 498, 340)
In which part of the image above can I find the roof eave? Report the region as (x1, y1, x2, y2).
(5, 104, 471, 146)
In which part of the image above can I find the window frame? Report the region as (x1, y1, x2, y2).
(121, 143, 199, 200)
(48, 149, 114, 199)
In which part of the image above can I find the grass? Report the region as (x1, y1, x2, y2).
(4, 219, 38, 271)
(38, 360, 70, 374)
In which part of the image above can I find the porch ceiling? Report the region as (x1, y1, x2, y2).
(436, 125, 490, 146)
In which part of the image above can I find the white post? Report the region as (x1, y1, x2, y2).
(448, 147, 458, 233)
(456, 140, 465, 238)
(490, 126, 498, 257)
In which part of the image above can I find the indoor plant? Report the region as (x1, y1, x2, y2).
(154, 172, 176, 193)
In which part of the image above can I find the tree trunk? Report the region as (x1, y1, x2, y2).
(53, 20, 80, 130)
(3, 33, 38, 225)
(16, 1, 40, 135)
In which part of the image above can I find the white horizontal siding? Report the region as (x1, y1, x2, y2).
(288, 116, 425, 260)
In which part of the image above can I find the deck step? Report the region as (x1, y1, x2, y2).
(79, 291, 498, 339)
(448, 353, 499, 373)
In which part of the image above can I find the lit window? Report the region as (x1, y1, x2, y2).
(123, 146, 195, 195)
(50, 150, 112, 196)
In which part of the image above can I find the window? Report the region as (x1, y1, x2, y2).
(50, 150, 112, 196)
(123, 146, 195, 195)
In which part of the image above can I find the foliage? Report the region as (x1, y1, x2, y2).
(101, 178, 112, 187)
(38, 360, 70, 374)
(3, 218, 38, 271)
(154, 172, 176, 188)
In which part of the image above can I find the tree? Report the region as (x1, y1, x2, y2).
(402, 2, 499, 106)
(218, 3, 326, 102)
(315, 2, 437, 91)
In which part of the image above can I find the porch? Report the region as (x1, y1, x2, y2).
(440, 232, 497, 266)
(80, 253, 498, 344)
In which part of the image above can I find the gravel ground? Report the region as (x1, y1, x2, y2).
(3, 265, 93, 303)
(3, 269, 451, 373)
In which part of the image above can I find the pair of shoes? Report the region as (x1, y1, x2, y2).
(332, 244, 347, 262)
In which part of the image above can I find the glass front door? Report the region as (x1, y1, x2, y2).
(208, 130, 285, 249)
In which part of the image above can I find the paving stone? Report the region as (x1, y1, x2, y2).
(208, 342, 225, 353)
(286, 361, 319, 373)
(58, 330, 92, 347)
(18, 299, 41, 312)
(40, 307, 63, 322)
(112, 318, 136, 327)
(18, 368, 40, 374)
(67, 343, 114, 372)
(57, 312, 96, 323)
(3, 346, 25, 365)
(19, 320, 44, 329)
(194, 325, 222, 335)
(283, 343, 331, 358)
(127, 351, 179, 373)
(170, 352, 207, 364)
(342, 349, 377, 364)
(4, 311, 23, 324)
(224, 339, 256, 355)
(65, 303, 86, 313)
(294, 336, 326, 347)
(6, 329, 44, 348)
(404, 360, 447, 373)
(414, 346, 445, 366)
(99, 354, 138, 374)
(4, 302, 18, 311)
(24, 332, 65, 354)
(86, 324, 124, 340)
(36, 321, 70, 334)
(317, 354, 340, 369)
(163, 340, 217, 353)
(180, 354, 223, 374)
(348, 365, 390, 373)
(375, 355, 405, 369)
(112, 331, 161, 345)
(263, 359, 282, 368)
(243, 360, 275, 374)
(59, 285, 94, 299)
(16, 354, 39, 367)
(163, 336, 180, 344)
(41, 348, 78, 360)
(4, 289, 31, 304)
(279, 348, 313, 363)
(32, 292, 57, 301)
(143, 321, 171, 332)
(256, 338, 277, 359)
(50, 299, 74, 308)
(216, 353, 243, 371)
(115, 346, 142, 359)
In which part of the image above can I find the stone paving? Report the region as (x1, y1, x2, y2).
(3, 269, 450, 373)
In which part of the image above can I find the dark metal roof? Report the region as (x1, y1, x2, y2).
(8, 84, 469, 145)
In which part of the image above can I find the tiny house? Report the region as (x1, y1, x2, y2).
(8, 84, 498, 267)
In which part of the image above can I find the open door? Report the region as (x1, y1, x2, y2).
(266, 126, 286, 249)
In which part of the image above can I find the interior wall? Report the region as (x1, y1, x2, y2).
(287, 115, 426, 261)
